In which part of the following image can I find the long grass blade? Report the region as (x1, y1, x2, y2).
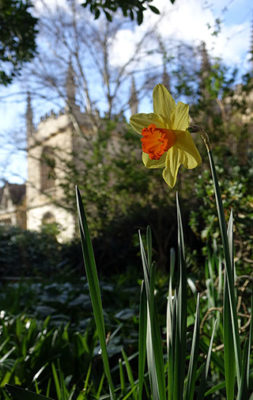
(167, 248, 175, 351)
(95, 374, 105, 400)
(83, 363, 92, 394)
(121, 349, 137, 400)
(238, 294, 253, 399)
(138, 281, 147, 400)
(45, 379, 51, 398)
(51, 363, 61, 400)
(223, 270, 236, 400)
(184, 294, 200, 400)
(237, 337, 250, 400)
(207, 149, 241, 386)
(227, 211, 235, 282)
(119, 358, 125, 396)
(205, 319, 217, 378)
(146, 225, 152, 270)
(167, 248, 175, 400)
(122, 385, 139, 400)
(197, 320, 217, 400)
(139, 231, 159, 399)
(76, 186, 115, 399)
(138, 230, 166, 400)
(174, 193, 187, 400)
(5, 385, 52, 400)
(246, 295, 253, 390)
(204, 380, 226, 396)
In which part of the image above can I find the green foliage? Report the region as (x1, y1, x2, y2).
(0, 277, 141, 333)
(0, 312, 100, 399)
(0, 208, 180, 279)
(171, 48, 253, 152)
(0, 0, 38, 85)
(81, 0, 164, 25)
(189, 154, 253, 273)
(0, 276, 142, 398)
(60, 121, 152, 232)
(40, 222, 60, 238)
(30, 45, 249, 280)
(59, 120, 190, 270)
(54, 51, 252, 276)
(0, 226, 62, 277)
(1, 37, 253, 399)
(0, 238, 252, 399)
(75, 188, 252, 399)
(57, 121, 176, 272)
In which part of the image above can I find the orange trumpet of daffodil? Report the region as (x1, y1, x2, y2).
(130, 84, 201, 188)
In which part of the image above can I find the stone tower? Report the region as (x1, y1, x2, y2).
(156, 34, 171, 91)
(129, 77, 138, 115)
(200, 41, 210, 71)
(162, 69, 171, 92)
(199, 42, 211, 89)
(66, 59, 76, 110)
(25, 65, 90, 241)
(199, 41, 211, 99)
(26, 91, 34, 140)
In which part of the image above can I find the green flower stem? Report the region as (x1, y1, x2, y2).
(206, 145, 242, 387)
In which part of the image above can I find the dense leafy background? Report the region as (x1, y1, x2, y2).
(0, 0, 38, 85)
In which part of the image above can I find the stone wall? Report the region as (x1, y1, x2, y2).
(26, 109, 90, 241)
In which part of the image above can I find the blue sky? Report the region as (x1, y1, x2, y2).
(0, 0, 252, 184)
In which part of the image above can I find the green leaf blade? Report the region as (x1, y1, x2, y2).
(5, 385, 53, 400)
(184, 294, 200, 400)
(76, 186, 115, 398)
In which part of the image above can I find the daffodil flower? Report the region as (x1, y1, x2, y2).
(130, 84, 201, 188)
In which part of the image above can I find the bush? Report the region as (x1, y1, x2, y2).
(0, 226, 63, 277)
(189, 153, 253, 274)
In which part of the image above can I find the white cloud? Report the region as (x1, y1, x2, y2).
(109, 0, 251, 70)
(32, 0, 251, 70)
(109, 29, 138, 66)
(32, 0, 72, 16)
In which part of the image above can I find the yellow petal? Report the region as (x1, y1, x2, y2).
(142, 151, 166, 169)
(172, 102, 189, 131)
(153, 84, 176, 120)
(162, 131, 202, 188)
(162, 147, 182, 188)
(130, 113, 164, 135)
(175, 130, 202, 169)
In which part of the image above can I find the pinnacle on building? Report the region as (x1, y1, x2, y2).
(66, 59, 76, 111)
(129, 77, 138, 115)
(199, 41, 211, 99)
(162, 69, 171, 92)
(26, 91, 34, 140)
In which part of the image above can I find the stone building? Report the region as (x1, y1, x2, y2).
(0, 61, 134, 241)
(0, 182, 26, 228)
(0, 63, 93, 241)
(25, 63, 94, 241)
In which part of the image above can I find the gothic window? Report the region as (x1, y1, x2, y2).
(2, 194, 8, 209)
(41, 212, 59, 236)
(0, 217, 12, 225)
(40, 146, 56, 191)
(42, 211, 55, 225)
